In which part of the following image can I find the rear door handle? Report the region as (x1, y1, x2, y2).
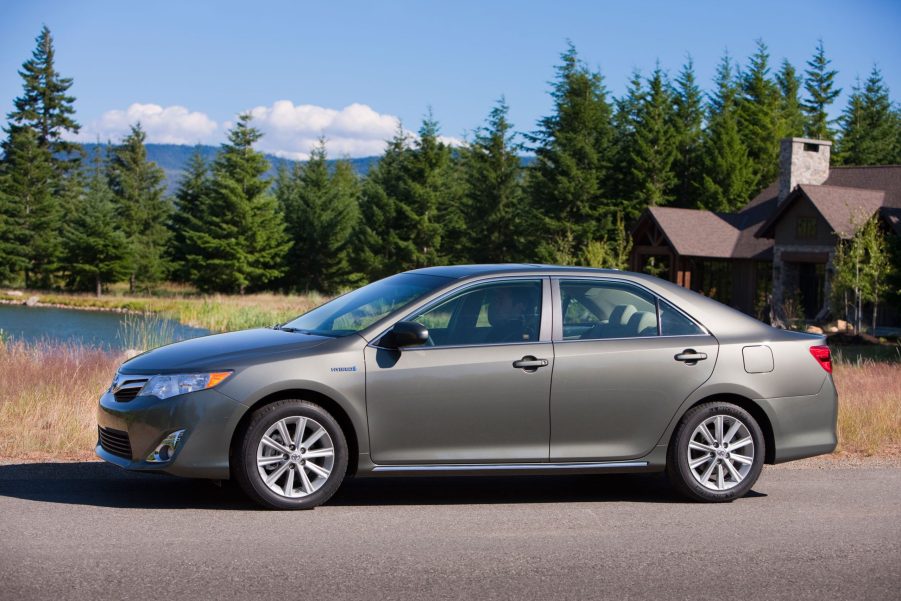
(512, 356, 549, 371)
(674, 350, 707, 363)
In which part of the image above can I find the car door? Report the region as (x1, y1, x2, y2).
(365, 278, 553, 464)
(549, 278, 718, 461)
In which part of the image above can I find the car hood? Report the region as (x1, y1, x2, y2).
(119, 328, 333, 373)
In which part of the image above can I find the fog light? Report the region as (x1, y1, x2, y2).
(146, 430, 185, 463)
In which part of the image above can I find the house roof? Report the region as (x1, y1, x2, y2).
(639, 164, 901, 259)
(745, 164, 901, 210)
(642, 205, 773, 260)
(756, 184, 886, 239)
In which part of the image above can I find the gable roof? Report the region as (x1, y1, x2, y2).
(756, 184, 886, 239)
(635, 164, 901, 261)
(826, 165, 901, 208)
(641, 206, 773, 260)
(745, 164, 901, 210)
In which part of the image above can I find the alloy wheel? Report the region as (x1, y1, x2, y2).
(686, 414, 755, 491)
(256, 416, 335, 498)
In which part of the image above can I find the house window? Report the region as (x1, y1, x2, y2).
(796, 217, 817, 240)
(803, 143, 819, 152)
(690, 260, 733, 305)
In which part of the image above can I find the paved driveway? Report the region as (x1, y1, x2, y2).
(0, 462, 899, 600)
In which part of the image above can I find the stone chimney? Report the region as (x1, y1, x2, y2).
(778, 137, 832, 203)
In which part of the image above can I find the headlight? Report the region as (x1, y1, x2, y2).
(140, 372, 232, 400)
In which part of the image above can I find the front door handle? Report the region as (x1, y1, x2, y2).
(674, 349, 708, 364)
(512, 356, 549, 371)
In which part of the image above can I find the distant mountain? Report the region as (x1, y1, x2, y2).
(79, 143, 534, 195)
(81, 143, 381, 194)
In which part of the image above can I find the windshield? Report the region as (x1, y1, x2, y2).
(280, 273, 451, 337)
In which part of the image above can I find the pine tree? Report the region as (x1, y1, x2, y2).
(697, 53, 758, 212)
(672, 58, 705, 206)
(802, 40, 841, 140)
(3, 26, 80, 164)
(108, 124, 171, 291)
(352, 127, 410, 281)
(63, 151, 131, 296)
(776, 59, 805, 137)
(184, 115, 291, 294)
(1, 26, 80, 287)
(0, 126, 61, 287)
(609, 70, 644, 203)
(0, 172, 28, 284)
(737, 40, 781, 189)
(895, 107, 901, 164)
(630, 65, 678, 206)
(526, 42, 617, 262)
(837, 67, 898, 165)
(282, 139, 360, 293)
(403, 113, 457, 268)
(461, 98, 526, 263)
(168, 150, 209, 280)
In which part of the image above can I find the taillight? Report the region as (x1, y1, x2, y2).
(809, 345, 832, 373)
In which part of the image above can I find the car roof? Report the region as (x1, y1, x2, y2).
(407, 264, 624, 279)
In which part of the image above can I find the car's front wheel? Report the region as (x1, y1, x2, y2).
(667, 401, 764, 502)
(233, 399, 348, 509)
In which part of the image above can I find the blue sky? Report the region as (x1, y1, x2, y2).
(2, 0, 900, 158)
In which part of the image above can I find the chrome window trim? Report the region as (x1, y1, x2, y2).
(369, 339, 553, 352)
(369, 276, 552, 350)
(551, 276, 710, 341)
(552, 333, 712, 344)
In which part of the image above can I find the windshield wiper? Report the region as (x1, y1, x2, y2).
(275, 326, 314, 334)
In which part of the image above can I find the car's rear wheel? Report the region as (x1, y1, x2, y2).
(667, 401, 764, 502)
(233, 399, 348, 510)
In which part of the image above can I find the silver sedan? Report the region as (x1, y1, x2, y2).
(97, 265, 837, 508)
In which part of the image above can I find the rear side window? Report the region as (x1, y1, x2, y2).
(559, 280, 658, 340)
(659, 299, 705, 336)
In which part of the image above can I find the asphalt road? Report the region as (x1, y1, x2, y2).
(0, 462, 899, 601)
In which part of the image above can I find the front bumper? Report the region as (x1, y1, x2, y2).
(96, 387, 247, 479)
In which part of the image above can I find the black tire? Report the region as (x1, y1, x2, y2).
(666, 401, 765, 503)
(233, 399, 348, 510)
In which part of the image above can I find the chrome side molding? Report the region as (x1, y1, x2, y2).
(372, 461, 649, 473)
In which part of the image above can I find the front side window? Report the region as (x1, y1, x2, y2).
(409, 280, 543, 347)
(559, 280, 658, 340)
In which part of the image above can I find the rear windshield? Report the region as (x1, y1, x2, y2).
(280, 273, 450, 337)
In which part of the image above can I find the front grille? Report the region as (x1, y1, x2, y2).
(98, 426, 132, 459)
(113, 379, 148, 402)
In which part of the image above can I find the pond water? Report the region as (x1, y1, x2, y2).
(0, 304, 210, 349)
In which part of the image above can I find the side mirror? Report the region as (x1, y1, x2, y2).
(381, 321, 429, 349)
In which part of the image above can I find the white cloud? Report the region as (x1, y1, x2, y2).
(76, 100, 464, 159)
(438, 135, 465, 148)
(79, 103, 218, 145)
(246, 101, 402, 159)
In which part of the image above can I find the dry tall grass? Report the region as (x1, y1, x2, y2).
(0, 341, 119, 459)
(0, 339, 898, 460)
(833, 362, 901, 455)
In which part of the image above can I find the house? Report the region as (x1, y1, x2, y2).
(629, 138, 901, 325)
